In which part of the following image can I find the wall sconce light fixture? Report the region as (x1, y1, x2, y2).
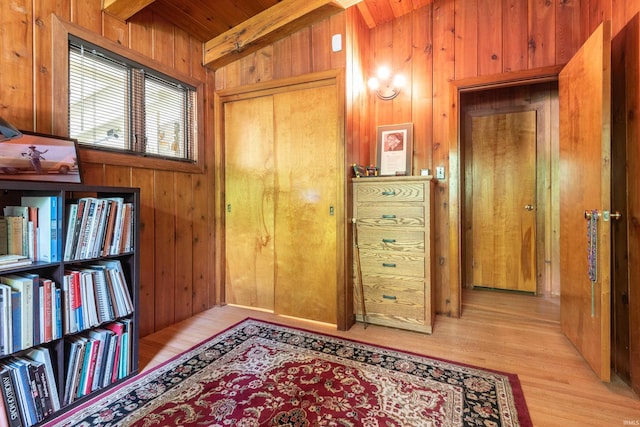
(367, 66, 405, 100)
(0, 117, 23, 142)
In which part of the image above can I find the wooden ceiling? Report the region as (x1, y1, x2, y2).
(102, 0, 432, 68)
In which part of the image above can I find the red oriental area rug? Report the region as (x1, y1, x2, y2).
(46, 318, 532, 426)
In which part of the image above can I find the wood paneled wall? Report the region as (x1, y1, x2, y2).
(0, 0, 215, 338)
(361, 0, 640, 317)
(3, 0, 640, 338)
(215, 0, 640, 318)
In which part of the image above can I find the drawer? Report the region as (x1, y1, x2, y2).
(358, 251, 425, 277)
(356, 228, 424, 252)
(355, 182, 424, 203)
(359, 276, 425, 322)
(355, 204, 425, 227)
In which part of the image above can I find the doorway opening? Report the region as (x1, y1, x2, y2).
(460, 82, 559, 297)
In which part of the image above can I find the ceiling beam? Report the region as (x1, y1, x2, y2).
(204, 0, 358, 69)
(102, 0, 157, 21)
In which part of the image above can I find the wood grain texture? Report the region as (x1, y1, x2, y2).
(153, 170, 177, 330)
(559, 21, 611, 382)
(139, 289, 640, 426)
(612, 12, 640, 395)
(4, 0, 633, 342)
(132, 168, 156, 337)
(502, 0, 527, 73)
(470, 111, 536, 292)
(411, 6, 433, 173)
(528, 0, 556, 69)
(477, 0, 502, 76)
(174, 172, 194, 323)
(353, 177, 434, 333)
(0, 0, 33, 130)
(432, 0, 456, 316)
(102, 0, 156, 21)
(454, 0, 478, 80)
(623, 10, 640, 398)
(203, 0, 345, 68)
(273, 85, 339, 324)
(224, 96, 276, 310)
(34, 0, 68, 133)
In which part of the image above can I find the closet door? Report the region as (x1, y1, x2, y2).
(224, 96, 275, 310)
(273, 84, 338, 324)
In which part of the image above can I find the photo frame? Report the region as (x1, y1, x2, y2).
(376, 123, 413, 176)
(0, 131, 82, 183)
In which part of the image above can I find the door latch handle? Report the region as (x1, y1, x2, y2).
(524, 204, 534, 211)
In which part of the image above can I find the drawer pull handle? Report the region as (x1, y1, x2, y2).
(382, 239, 396, 243)
(382, 263, 396, 268)
(381, 190, 396, 196)
(382, 294, 397, 300)
(381, 214, 396, 219)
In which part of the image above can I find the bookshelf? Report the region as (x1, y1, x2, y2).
(0, 181, 139, 426)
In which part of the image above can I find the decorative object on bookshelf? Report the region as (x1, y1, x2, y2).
(43, 319, 532, 427)
(0, 131, 82, 184)
(0, 181, 138, 426)
(0, 117, 22, 142)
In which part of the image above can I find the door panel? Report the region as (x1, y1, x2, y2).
(273, 85, 338, 324)
(470, 110, 537, 292)
(224, 97, 275, 310)
(559, 21, 611, 382)
(612, 12, 640, 395)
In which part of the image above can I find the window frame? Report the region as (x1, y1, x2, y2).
(52, 15, 205, 174)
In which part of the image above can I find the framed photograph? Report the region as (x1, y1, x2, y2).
(0, 131, 82, 183)
(376, 123, 413, 176)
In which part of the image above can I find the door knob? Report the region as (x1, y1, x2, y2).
(524, 204, 534, 211)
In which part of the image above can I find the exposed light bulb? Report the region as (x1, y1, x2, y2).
(393, 74, 406, 88)
(367, 77, 380, 91)
(368, 66, 403, 100)
(377, 66, 391, 80)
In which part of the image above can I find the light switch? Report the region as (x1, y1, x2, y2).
(332, 34, 342, 52)
(436, 166, 445, 179)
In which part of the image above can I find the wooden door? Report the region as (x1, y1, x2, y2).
(224, 96, 275, 310)
(559, 21, 611, 382)
(469, 111, 537, 292)
(612, 12, 640, 395)
(273, 84, 338, 324)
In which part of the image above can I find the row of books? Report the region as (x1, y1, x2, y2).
(64, 319, 133, 406)
(63, 259, 134, 336)
(63, 197, 134, 261)
(0, 274, 62, 356)
(0, 347, 60, 427)
(0, 196, 61, 264)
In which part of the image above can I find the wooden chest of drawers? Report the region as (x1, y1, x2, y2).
(352, 176, 435, 333)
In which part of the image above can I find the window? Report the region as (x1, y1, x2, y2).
(68, 37, 197, 162)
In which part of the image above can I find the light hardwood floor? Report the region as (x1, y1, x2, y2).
(138, 288, 640, 426)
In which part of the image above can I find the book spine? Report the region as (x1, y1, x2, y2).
(63, 204, 77, 262)
(101, 332, 116, 388)
(0, 218, 8, 256)
(10, 292, 20, 353)
(25, 363, 44, 423)
(32, 362, 52, 420)
(41, 280, 52, 343)
(0, 369, 22, 427)
(54, 286, 62, 341)
(7, 362, 35, 426)
(50, 197, 59, 263)
(32, 278, 40, 347)
(70, 200, 86, 261)
(0, 288, 7, 356)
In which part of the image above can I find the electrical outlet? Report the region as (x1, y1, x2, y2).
(436, 166, 445, 179)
